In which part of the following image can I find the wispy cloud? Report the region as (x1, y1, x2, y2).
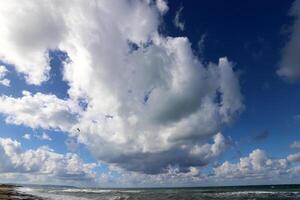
(277, 0, 300, 81)
(22, 133, 31, 140)
(174, 6, 185, 31)
(34, 132, 52, 141)
(0, 65, 10, 87)
(290, 140, 300, 149)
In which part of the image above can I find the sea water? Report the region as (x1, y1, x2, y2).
(18, 184, 300, 200)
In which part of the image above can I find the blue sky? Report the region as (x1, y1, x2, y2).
(0, 0, 299, 187)
(163, 0, 300, 157)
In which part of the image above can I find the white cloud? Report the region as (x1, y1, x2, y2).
(0, 65, 10, 86)
(0, 91, 79, 132)
(287, 152, 300, 163)
(189, 133, 227, 159)
(96, 165, 207, 187)
(0, 1, 66, 85)
(156, 0, 168, 15)
(0, 0, 243, 176)
(23, 133, 31, 140)
(277, 0, 300, 81)
(34, 132, 52, 141)
(23, 132, 52, 142)
(213, 149, 300, 181)
(173, 6, 185, 31)
(0, 137, 97, 185)
(290, 140, 300, 149)
(0, 79, 10, 87)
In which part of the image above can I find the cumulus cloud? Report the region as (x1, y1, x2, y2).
(97, 165, 207, 187)
(214, 149, 288, 179)
(213, 149, 300, 181)
(277, 0, 300, 81)
(0, 0, 243, 176)
(0, 65, 10, 87)
(0, 137, 97, 185)
(0, 91, 79, 132)
(0, 1, 67, 85)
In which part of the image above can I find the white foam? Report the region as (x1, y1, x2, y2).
(60, 188, 141, 194)
(61, 188, 113, 193)
(17, 187, 89, 200)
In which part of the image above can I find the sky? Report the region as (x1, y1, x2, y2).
(0, 0, 300, 187)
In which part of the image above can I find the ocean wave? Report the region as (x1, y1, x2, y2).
(60, 188, 141, 194)
(18, 187, 90, 200)
(60, 188, 113, 193)
(17, 186, 300, 200)
(218, 191, 300, 195)
(211, 190, 300, 199)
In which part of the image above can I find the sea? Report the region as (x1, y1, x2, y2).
(17, 184, 300, 200)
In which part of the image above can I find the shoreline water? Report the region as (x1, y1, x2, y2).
(0, 184, 43, 200)
(2, 184, 300, 200)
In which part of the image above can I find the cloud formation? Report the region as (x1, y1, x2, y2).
(34, 132, 52, 141)
(0, 65, 10, 87)
(0, 0, 243, 176)
(277, 0, 300, 81)
(214, 149, 300, 181)
(0, 91, 79, 132)
(156, 0, 169, 15)
(0, 137, 96, 185)
(174, 6, 185, 31)
(287, 152, 300, 163)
